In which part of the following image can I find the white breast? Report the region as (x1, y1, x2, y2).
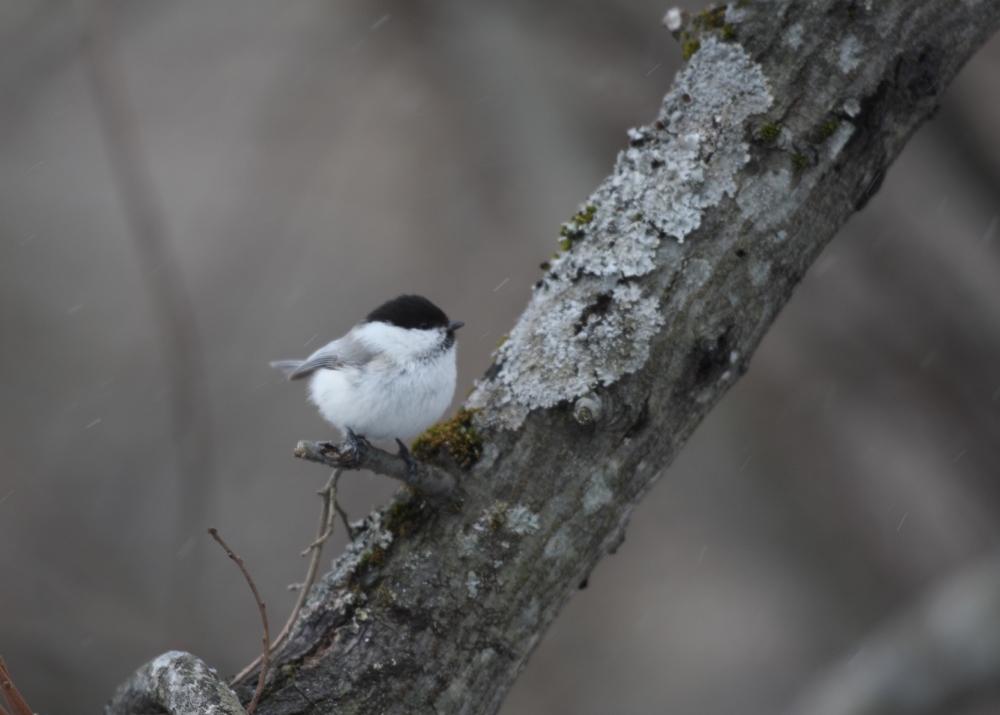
(307, 323, 457, 441)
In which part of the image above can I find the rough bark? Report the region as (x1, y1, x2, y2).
(106, 1, 1000, 713)
(106, 652, 245, 715)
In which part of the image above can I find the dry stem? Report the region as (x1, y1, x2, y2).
(208, 528, 270, 713)
(0, 655, 33, 715)
(230, 468, 342, 685)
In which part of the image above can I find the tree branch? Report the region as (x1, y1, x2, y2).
(294, 439, 458, 503)
(207, 529, 270, 714)
(105, 651, 245, 715)
(109, 2, 1000, 713)
(0, 656, 33, 715)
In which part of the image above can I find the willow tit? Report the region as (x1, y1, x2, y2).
(271, 295, 463, 446)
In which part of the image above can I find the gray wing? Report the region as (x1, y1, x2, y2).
(270, 332, 374, 381)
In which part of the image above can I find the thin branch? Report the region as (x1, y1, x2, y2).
(208, 529, 270, 714)
(0, 656, 32, 715)
(230, 468, 342, 686)
(294, 438, 456, 503)
(334, 496, 355, 540)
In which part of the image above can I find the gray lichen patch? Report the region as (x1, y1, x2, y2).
(582, 474, 614, 514)
(827, 121, 856, 159)
(837, 34, 864, 73)
(468, 38, 772, 429)
(466, 571, 480, 599)
(107, 651, 245, 715)
(736, 169, 792, 230)
(505, 505, 540, 535)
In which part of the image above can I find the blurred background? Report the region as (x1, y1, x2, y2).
(1, 0, 999, 712)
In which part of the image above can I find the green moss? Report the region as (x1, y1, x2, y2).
(791, 153, 809, 170)
(558, 204, 597, 251)
(572, 204, 597, 225)
(539, 261, 551, 271)
(411, 408, 484, 469)
(682, 39, 701, 60)
(821, 119, 841, 138)
(720, 24, 737, 41)
(758, 123, 780, 143)
(357, 546, 389, 573)
(695, 6, 727, 29)
(496, 334, 509, 349)
(376, 583, 395, 607)
(631, 212, 644, 222)
(385, 494, 426, 538)
(483, 501, 508, 531)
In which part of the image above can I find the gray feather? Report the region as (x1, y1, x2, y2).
(271, 332, 375, 381)
(270, 360, 306, 377)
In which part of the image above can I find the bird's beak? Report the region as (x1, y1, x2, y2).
(448, 321, 465, 332)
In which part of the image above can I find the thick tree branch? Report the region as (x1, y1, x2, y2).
(105, 651, 245, 715)
(110, 2, 1000, 713)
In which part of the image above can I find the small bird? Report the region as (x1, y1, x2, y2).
(271, 295, 463, 456)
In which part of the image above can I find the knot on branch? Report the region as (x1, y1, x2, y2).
(294, 438, 458, 503)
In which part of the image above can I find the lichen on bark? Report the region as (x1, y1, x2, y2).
(468, 37, 772, 429)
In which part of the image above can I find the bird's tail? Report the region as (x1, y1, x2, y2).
(270, 360, 305, 378)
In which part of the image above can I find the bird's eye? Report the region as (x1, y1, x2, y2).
(420, 322, 429, 329)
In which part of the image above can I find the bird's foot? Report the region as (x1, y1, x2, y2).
(344, 428, 371, 460)
(395, 439, 419, 481)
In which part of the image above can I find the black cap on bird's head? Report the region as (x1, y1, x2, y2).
(365, 294, 463, 333)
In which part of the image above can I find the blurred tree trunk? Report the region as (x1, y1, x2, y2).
(106, 1, 1000, 713)
(82, 0, 216, 647)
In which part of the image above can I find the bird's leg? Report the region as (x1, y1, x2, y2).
(395, 439, 419, 481)
(344, 428, 371, 460)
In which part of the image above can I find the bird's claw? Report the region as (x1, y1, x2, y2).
(345, 428, 371, 460)
(396, 438, 419, 481)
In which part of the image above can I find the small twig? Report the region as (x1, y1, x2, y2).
(230, 468, 342, 686)
(208, 529, 270, 713)
(334, 497, 355, 539)
(0, 655, 34, 715)
(295, 438, 457, 503)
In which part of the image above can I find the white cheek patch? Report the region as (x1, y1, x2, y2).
(354, 321, 445, 363)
